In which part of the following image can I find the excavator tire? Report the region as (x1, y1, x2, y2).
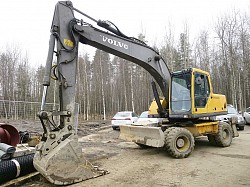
(213, 122, 233, 147)
(164, 127, 195, 158)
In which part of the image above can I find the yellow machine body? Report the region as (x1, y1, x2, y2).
(120, 68, 238, 157)
(169, 68, 227, 119)
(148, 97, 167, 117)
(148, 68, 227, 119)
(190, 68, 227, 116)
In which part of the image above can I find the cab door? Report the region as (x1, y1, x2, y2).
(192, 72, 210, 115)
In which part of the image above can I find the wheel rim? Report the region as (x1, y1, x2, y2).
(175, 135, 190, 152)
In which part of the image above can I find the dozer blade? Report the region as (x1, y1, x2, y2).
(119, 125, 165, 147)
(33, 135, 107, 185)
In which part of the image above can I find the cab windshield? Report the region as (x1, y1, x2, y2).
(171, 73, 191, 113)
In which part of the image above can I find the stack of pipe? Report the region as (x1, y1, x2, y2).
(0, 124, 36, 184)
(0, 143, 16, 160)
(0, 154, 35, 184)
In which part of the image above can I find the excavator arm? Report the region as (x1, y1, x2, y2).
(34, 1, 170, 185)
(76, 24, 170, 99)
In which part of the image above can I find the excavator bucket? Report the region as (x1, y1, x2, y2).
(119, 125, 165, 147)
(33, 135, 107, 185)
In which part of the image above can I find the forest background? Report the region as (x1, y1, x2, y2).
(1, 10, 250, 120)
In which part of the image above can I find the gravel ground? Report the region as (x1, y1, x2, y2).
(4, 120, 250, 187)
(73, 124, 250, 187)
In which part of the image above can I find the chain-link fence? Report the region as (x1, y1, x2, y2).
(0, 100, 59, 121)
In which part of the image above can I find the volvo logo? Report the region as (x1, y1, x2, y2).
(100, 35, 128, 49)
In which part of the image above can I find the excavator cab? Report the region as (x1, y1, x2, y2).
(169, 68, 227, 119)
(148, 68, 227, 120)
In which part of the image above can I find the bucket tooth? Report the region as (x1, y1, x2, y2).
(33, 135, 108, 185)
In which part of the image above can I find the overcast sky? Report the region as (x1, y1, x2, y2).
(1, 0, 249, 67)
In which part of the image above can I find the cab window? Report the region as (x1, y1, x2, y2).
(194, 73, 210, 108)
(171, 73, 191, 113)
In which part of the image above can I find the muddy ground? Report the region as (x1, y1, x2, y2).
(7, 120, 250, 186)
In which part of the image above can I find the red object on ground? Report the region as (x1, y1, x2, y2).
(0, 123, 20, 147)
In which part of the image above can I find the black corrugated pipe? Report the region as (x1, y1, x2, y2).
(0, 154, 36, 184)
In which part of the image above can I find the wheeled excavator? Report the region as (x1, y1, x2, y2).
(33, 1, 239, 185)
